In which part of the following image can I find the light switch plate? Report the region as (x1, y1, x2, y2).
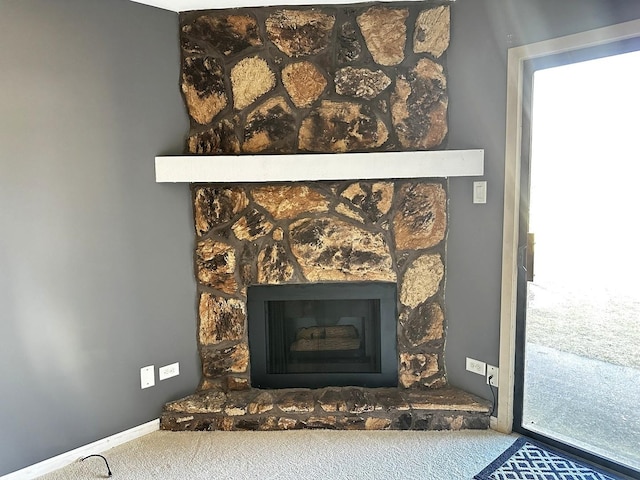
(473, 181, 487, 204)
(140, 365, 155, 389)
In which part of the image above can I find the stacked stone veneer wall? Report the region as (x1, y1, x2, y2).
(161, 2, 493, 432)
(193, 181, 447, 392)
(180, 2, 450, 154)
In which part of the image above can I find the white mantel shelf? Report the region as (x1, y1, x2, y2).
(154, 150, 484, 183)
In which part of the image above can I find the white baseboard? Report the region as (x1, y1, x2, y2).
(1, 419, 159, 480)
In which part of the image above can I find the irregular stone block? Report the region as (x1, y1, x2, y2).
(407, 387, 490, 412)
(187, 121, 240, 155)
(224, 376, 250, 391)
(401, 301, 444, 346)
(164, 390, 227, 414)
(225, 390, 257, 416)
(277, 417, 304, 430)
(266, 10, 335, 57)
(232, 208, 274, 241)
(365, 417, 392, 430)
(202, 343, 249, 377)
(231, 56, 275, 110)
(182, 14, 263, 57)
(337, 22, 362, 64)
(282, 61, 327, 108)
(247, 392, 275, 415)
(251, 185, 329, 219)
(277, 390, 315, 413)
(318, 388, 348, 412)
(399, 352, 440, 388)
(391, 58, 448, 150)
(357, 7, 408, 66)
(393, 183, 446, 250)
(335, 203, 365, 223)
(199, 293, 245, 345)
(341, 182, 393, 222)
(393, 413, 413, 430)
(242, 96, 297, 153)
(373, 388, 410, 412)
(182, 56, 227, 125)
(335, 67, 391, 100)
(289, 216, 396, 282)
(299, 100, 388, 152)
(400, 253, 444, 308)
(344, 388, 375, 414)
(194, 186, 249, 236)
(413, 6, 450, 58)
(306, 416, 337, 429)
(257, 243, 295, 284)
(195, 239, 238, 295)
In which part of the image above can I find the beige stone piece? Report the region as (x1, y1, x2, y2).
(198, 293, 245, 345)
(225, 376, 250, 391)
(398, 352, 440, 388)
(400, 253, 444, 308)
(298, 100, 388, 152)
(230, 56, 275, 110)
(164, 390, 227, 414)
(232, 208, 274, 241)
(335, 203, 365, 223)
(266, 10, 335, 57)
(341, 182, 393, 221)
(187, 120, 240, 154)
(195, 239, 238, 295)
(401, 301, 444, 347)
(356, 7, 409, 66)
(282, 61, 327, 108)
(334, 67, 391, 100)
(181, 56, 228, 125)
(182, 14, 262, 56)
(391, 58, 448, 150)
(289, 216, 396, 282)
(194, 187, 249, 236)
(242, 96, 296, 153)
(201, 343, 250, 377)
(277, 391, 315, 413)
(365, 418, 392, 430)
(393, 183, 447, 250)
(251, 185, 329, 219)
(318, 388, 348, 413)
(405, 387, 490, 412)
(256, 243, 295, 284)
(413, 6, 450, 58)
(247, 392, 274, 415)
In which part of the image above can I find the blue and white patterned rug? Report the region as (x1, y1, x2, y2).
(475, 437, 623, 480)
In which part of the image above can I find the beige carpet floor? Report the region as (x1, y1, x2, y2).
(37, 429, 518, 480)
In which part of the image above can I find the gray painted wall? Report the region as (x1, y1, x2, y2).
(2, 0, 640, 476)
(0, 0, 197, 475)
(445, 0, 640, 399)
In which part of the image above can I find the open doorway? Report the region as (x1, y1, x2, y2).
(514, 45, 640, 474)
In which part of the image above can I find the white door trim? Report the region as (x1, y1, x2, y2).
(497, 18, 640, 434)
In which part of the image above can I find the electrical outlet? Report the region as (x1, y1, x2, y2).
(159, 362, 180, 381)
(465, 357, 486, 376)
(487, 365, 499, 387)
(140, 365, 155, 389)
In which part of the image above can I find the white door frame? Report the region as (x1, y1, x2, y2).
(496, 18, 640, 434)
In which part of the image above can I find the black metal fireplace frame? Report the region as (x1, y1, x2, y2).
(247, 282, 398, 389)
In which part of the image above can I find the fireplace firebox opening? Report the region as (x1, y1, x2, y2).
(247, 282, 398, 389)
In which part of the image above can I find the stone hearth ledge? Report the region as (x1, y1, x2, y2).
(160, 385, 492, 431)
(154, 150, 484, 183)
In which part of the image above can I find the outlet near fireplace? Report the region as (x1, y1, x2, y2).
(247, 282, 398, 389)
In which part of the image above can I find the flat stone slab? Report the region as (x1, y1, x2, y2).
(161, 386, 491, 432)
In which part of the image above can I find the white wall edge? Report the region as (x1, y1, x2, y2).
(497, 18, 640, 435)
(0, 419, 159, 480)
(155, 150, 484, 183)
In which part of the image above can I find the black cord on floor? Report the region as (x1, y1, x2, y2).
(81, 454, 112, 477)
(488, 375, 497, 416)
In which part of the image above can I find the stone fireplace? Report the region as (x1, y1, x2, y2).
(160, 1, 491, 431)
